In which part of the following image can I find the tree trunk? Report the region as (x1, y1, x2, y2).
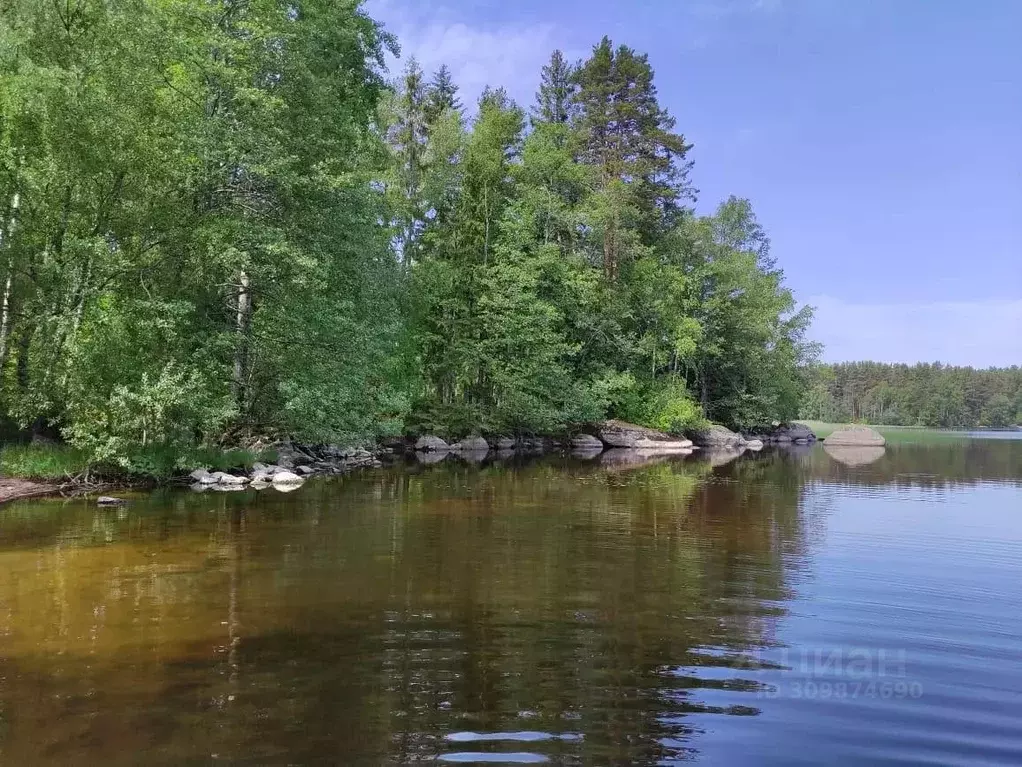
(232, 269, 252, 412)
(0, 190, 21, 370)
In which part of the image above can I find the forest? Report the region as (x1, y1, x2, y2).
(802, 363, 1022, 429)
(0, 0, 819, 470)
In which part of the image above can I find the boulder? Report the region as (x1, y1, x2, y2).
(271, 470, 305, 486)
(212, 472, 249, 486)
(296, 465, 316, 476)
(745, 439, 764, 451)
(690, 424, 746, 449)
(592, 420, 694, 450)
(493, 437, 516, 450)
(451, 436, 490, 452)
(97, 496, 128, 506)
(824, 426, 886, 447)
(765, 423, 817, 443)
(249, 480, 271, 490)
(189, 469, 218, 485)
(571, 433, 605, 451)
(415, 435, 450, 453)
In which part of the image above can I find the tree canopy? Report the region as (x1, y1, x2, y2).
(0, 4, 825, 467)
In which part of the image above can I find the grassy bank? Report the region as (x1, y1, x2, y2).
(798, 421, 983, 445)
(0, 443, 270, 483)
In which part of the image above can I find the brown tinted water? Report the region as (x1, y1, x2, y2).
(1, 438, 1021, 765)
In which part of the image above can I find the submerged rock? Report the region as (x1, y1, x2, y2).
(415, 435, 450, 453)
(824, 426, 886, 447)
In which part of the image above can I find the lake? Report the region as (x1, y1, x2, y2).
(1, 436, 1020, 765)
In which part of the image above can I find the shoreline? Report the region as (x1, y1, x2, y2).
(0, 478, 61, 505)
(0, 421, 824, 505)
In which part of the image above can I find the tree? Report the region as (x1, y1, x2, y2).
(426, 64, 462, 124)
(534, 50, 577, 127)
(573, 37, 694, 280)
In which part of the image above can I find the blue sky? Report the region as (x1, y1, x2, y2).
(367, 0, 1021, 367)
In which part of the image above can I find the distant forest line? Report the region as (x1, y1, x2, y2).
(802, 362, 1022, 429)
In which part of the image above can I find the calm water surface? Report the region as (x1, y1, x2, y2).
(1, 438, 1020, 765)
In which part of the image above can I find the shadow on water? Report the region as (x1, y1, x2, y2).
(1, 436, 1020, 764)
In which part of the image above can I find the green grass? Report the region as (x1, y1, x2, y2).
(0, 444, 92, 480)
(0, 442, 275, 482)
(797, 421, 979, 444)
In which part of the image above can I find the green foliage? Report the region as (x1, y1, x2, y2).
(0, 4, 821, 471)
(617, 377, 707, 435)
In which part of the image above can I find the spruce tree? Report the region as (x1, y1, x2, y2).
(534, 50, 577, 126)
(426, 64, 462, 124)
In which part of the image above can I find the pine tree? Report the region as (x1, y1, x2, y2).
(574, 37, 694, 280)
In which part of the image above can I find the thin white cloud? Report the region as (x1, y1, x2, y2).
(366, 0, 575, 108)
(808, 295, 1022, 368)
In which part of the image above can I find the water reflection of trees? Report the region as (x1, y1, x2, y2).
(0, 456, 814, 764)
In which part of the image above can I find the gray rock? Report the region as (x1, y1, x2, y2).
(494, 437, 516, 450)
(595, 420, 670, 448)
(769, 423, 817, 442)
(189, 468, 213, 483)
(296, 465, 316, 476)
(415, 435, 450, 452)
(571, 433, 605, 450)
(249, 480, 271, 490)
(213, 472, 249, 485)
(824, 426, 886, 447)
(97, 496, 128, 506)
(271, 470, 305, 486)
(690, 424, 747, 449)
(251, 462, 269, 472)
(745, 439, 765, 451)
(451, 436, 490, 452)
